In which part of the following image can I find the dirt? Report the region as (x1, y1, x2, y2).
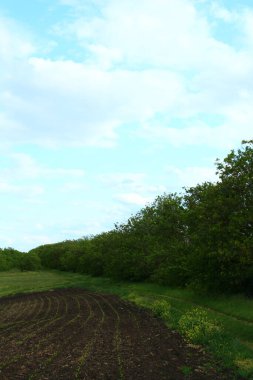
(0, 288, 239, 379)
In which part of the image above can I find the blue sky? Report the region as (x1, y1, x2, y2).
(1, 0, 253, 251)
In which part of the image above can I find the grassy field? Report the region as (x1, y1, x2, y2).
(0, 270, 252, 378)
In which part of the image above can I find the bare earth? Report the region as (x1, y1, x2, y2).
(0, 289, 237, 379)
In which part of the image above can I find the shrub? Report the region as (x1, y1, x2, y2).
(0, 255, 11, 271)
(151, 300, 171, 320)
(19, 253, 42, 271)
(178, 307, 222, 344)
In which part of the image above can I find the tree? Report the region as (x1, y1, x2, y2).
(184, 141, 253, 293)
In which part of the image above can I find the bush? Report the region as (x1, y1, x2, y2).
(19, 253, 42, 271)
(0, 255, 11, 271)
(151, 300, 171, 320)
(178, 307, 222, 344)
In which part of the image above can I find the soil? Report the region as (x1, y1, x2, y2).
(0, 288, 239, 379)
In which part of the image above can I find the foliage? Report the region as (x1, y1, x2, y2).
(151, 300, 171, 319)
(0, 248, 41, 272)
(180, 366, 193, 376)
(18, 252, 41, 271)
(178, 307, 222, 344)
(184, 140, 253, 294)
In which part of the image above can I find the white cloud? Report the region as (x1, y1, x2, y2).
(210, 3, 236, 22)
(242, 9, 253, 47)
(61, 183, 88, 192)
(1, 153, 85, 180)
(0, 153, 87, 203)
(22, 234, 54, 246)
(1, 62, 119, 147)
(0, 16, 34, 62)
(87, 44, 123, 69)
(141, 119, 253, 149)
(0, 234, 15, 248)
(100, 172, 166, 197)
(63, 0, 213, 69)
(99, 172, 166, 208)
(51, 0, 253, 149)
(166, 165, 217, 188)
(60, 0, 251, 73)
(1, 1, 253, 150)
(99, 172, 146, 189)
(1, 53, 184, 146)
(0, 181, 44, 196)
(115, 192, 152, 206)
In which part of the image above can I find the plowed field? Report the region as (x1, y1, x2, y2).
(0, 289, 234, 379)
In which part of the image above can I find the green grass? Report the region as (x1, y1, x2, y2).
(0, 270, 252, 378)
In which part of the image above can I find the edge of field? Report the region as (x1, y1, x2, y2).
(0, 270, 252, 379)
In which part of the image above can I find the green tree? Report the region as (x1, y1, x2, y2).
(184, 141, 253, 293)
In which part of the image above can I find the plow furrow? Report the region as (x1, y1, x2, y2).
(0, 288, 233, 380)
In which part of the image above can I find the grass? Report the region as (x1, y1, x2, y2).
(0, 270, 252, 378)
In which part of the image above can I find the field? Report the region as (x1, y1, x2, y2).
(0, 271, 252, 379)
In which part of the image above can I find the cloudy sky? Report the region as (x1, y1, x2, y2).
(1, 0, 253, 251)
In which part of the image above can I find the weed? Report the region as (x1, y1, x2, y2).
(151, 300, 171, 319)
(236, 358, 253, 378)
(180, 365, 193, 376)
(178, 307, 222, 345)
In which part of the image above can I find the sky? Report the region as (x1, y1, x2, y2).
(1, 0, 253, 252)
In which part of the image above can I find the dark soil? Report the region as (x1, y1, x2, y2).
(0, 289, 238, 379)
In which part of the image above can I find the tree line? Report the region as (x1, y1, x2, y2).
(0, 247, 41, 271)
(1, 141, 252, 295)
